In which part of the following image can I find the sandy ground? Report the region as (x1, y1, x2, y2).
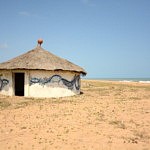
(0, 80, 150, 150)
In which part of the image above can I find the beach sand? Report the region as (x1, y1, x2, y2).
(0, 80, 150, 150)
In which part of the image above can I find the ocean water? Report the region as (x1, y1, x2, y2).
(85, 78, 150, 83)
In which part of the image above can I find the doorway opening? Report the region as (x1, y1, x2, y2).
(14, 73, 25, 96)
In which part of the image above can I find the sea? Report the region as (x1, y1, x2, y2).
(85, 78, 150, 84)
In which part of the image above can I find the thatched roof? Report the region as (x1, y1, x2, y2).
(0, 45, 86, 75)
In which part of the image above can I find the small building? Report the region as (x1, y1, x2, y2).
(0, 40, 86, 98)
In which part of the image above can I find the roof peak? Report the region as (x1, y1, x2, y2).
(37, 39, 43, 47)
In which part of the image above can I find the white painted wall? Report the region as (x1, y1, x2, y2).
(0, 70, 29, 96)
(0, 70, 81, 98)
(29, 70, 80, 98)
(0, 70, 13, 96)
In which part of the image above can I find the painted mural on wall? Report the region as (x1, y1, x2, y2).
(30, 75, 80, 90)
(0, 75, 9, 91)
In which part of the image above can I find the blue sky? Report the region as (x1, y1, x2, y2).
(0, 0, 150, 78)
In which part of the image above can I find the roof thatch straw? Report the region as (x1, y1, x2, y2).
(0, 46, 86, 75)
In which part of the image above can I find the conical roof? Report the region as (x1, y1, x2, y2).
(0, 44, 86, 75)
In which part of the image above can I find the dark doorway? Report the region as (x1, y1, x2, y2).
(14, 73, 25, 96)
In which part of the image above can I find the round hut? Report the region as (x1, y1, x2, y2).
(0, 40, 86, 98)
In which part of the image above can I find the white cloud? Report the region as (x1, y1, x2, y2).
(19, 11, 39, 18)
(81, 0, 95, 6)
(0, 43, 8, 49)
(81, 0, 92, 5)
(81, 0, 90, 4)
(19, 11, 31, 17)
